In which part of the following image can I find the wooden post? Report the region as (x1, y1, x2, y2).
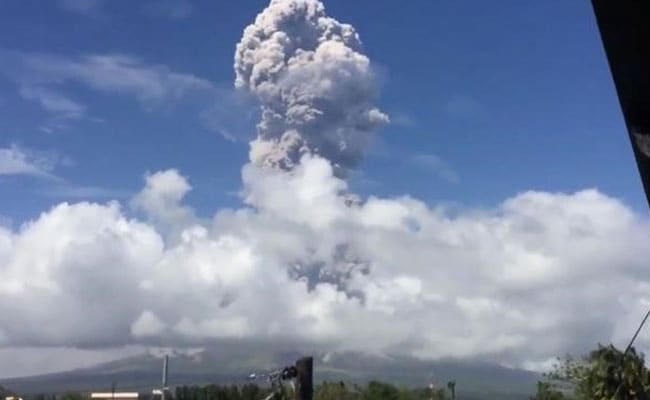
(295, 357, 313, 400)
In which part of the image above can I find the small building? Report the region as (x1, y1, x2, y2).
(6, 396, 23, 400)
(90, 393, 139, 400)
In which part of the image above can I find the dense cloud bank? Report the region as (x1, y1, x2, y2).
(1, 156, 650, 368)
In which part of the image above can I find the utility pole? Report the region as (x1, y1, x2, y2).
(162, 355, 169, 400)
(295, 357, 313, 400)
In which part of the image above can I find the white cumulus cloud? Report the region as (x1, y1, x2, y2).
(0, 158, 649, 370)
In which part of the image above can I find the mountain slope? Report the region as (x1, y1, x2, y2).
(0, 349, 540, 399)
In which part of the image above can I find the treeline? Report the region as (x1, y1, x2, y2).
(173, 381, 449, 400)
(1, 385, 16, 399)
(174, 383, 267, 400)
(5, 381, 449, 400)
(530, 344, 650, 400)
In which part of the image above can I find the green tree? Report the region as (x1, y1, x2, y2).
(396, 387, 414, 400)
(203, 384, 219, 400)
(316, 381, 361, 400)
(362, 381, 400, 400)
(548, 344, 650, 400)
(529, 381, 565, 400)
(227, 385, 242, 400)
(240, 383, 262, 400)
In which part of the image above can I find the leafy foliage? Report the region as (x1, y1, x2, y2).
(529, 381, 565, 400)
(175, 384, 265, 400)
(543, 344, 650, 400)
(173, 380, 450, 400)
(11, 381, 454, 400)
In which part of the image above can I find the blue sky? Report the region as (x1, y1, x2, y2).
(0, 0, 642, 224)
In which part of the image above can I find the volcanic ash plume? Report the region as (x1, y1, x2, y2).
(234, 0, 389, 175)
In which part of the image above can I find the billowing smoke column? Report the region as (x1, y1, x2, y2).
(235, 0, 389, 175)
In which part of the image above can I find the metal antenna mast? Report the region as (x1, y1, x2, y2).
(162, 355, 169, 400)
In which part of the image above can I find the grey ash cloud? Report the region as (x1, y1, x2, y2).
(234, 0, 389, 176)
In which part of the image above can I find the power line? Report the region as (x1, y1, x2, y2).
(622, 308, 650, 358)
(610, 307, 650, 400)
